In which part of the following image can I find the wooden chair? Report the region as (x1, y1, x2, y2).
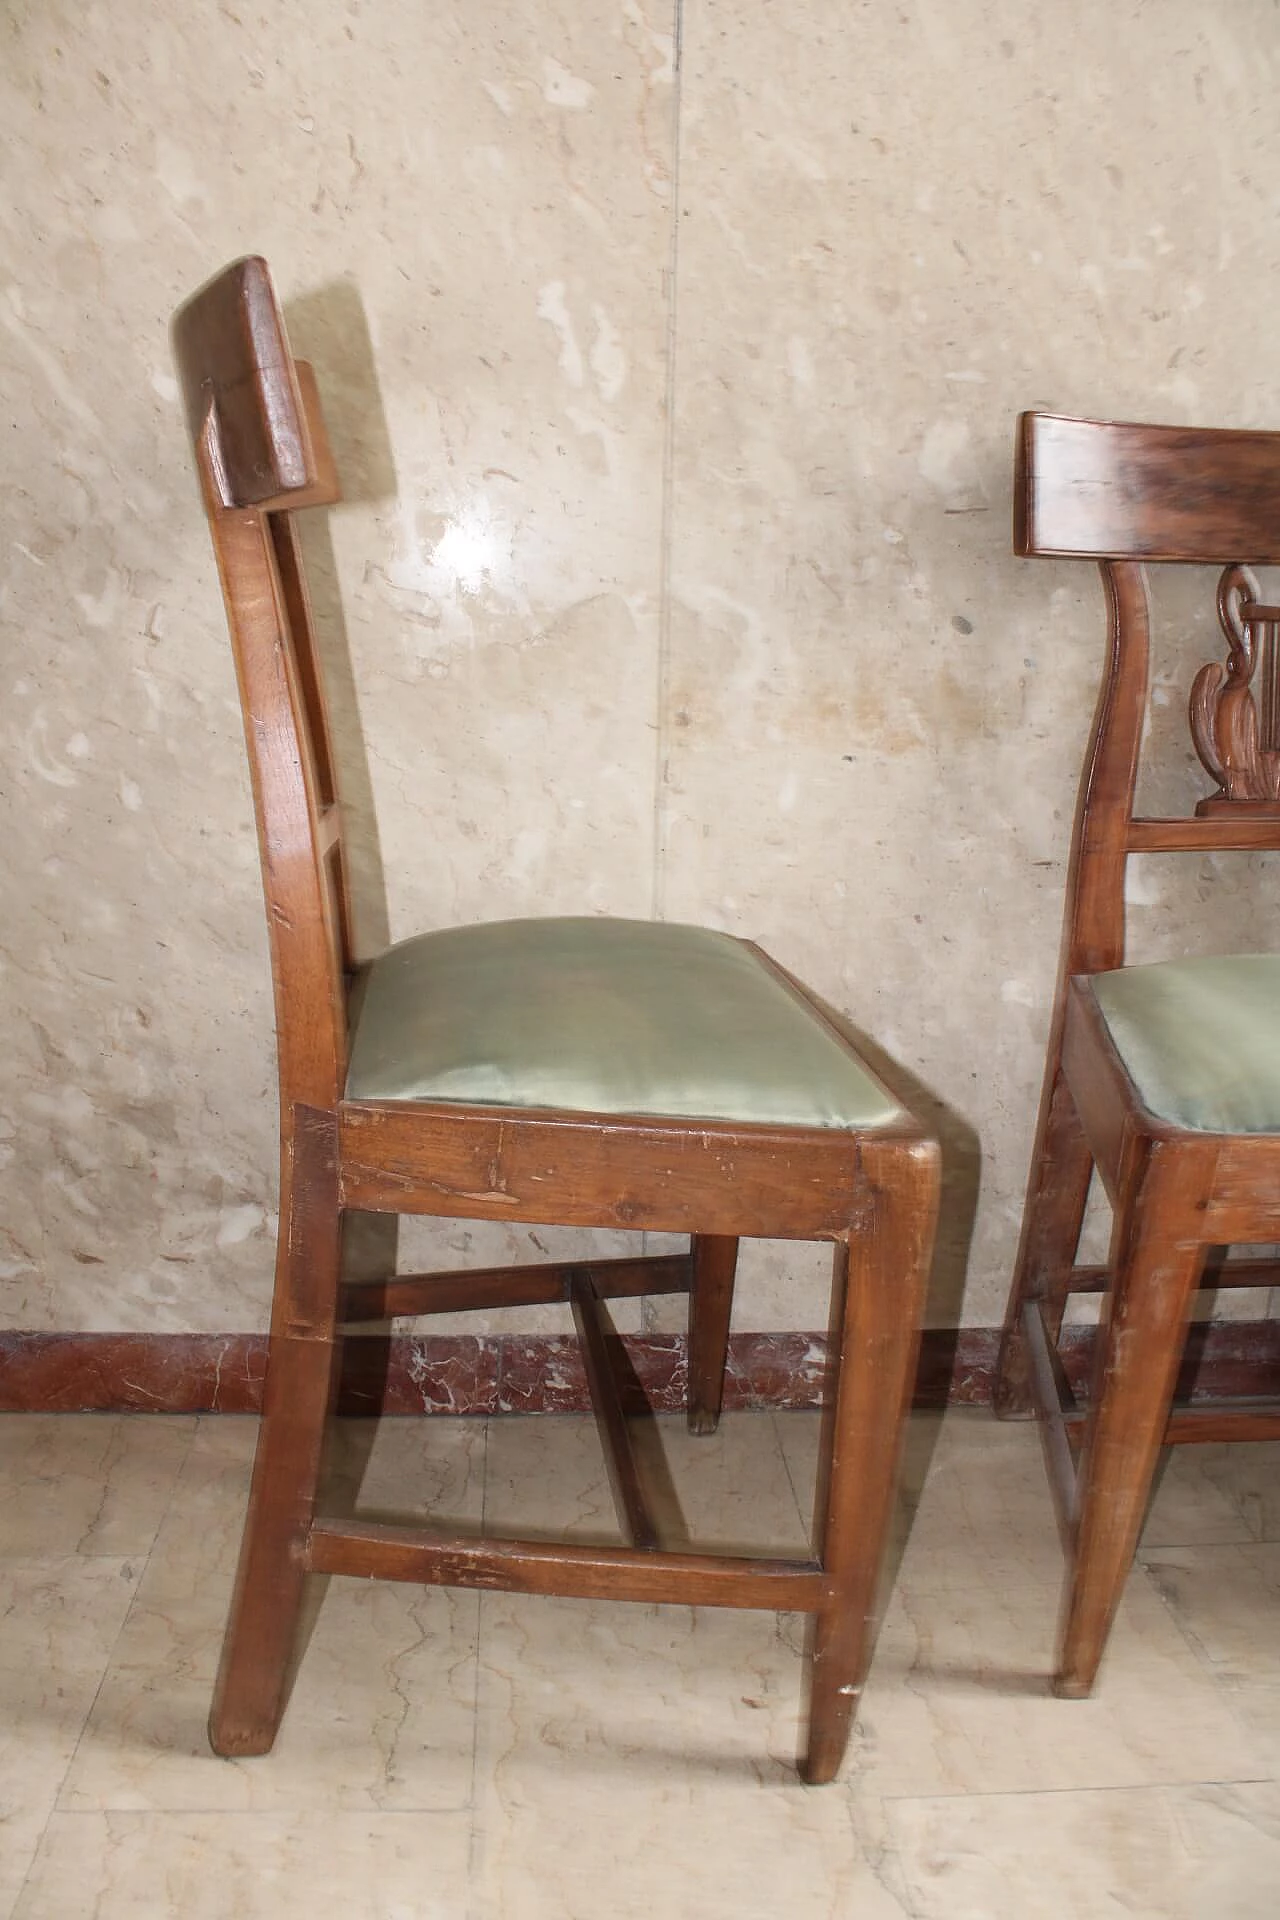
(171, 257, 940, 1783)
(995, 411, 1280, 1696)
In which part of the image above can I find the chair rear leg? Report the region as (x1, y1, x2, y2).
(687, 1234, 738, 1435)
(1055, 1155, 1208, 1697)
(801, 1149, 937, 1784)
(209, 1106, 343, 1757)
(994, 1057, 1094, 1417)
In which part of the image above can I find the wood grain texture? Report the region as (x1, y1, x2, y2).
(1056, 1144, 1214, 1695)
(209, 1105, 343, 1756)
(1126, 815, 1280, 850)
(306, 1523, 824, 1612)
(1189, 567, 1280, 808)
(1016, 412, 1280, 562)
(172, 257, 337, 511)
(803, 1155, 937, 1783)
(336, 1099, 884, 1238)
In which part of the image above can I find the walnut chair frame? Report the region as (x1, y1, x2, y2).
(172, 258, 940, 1783)
(995, 412, 1280, 1697)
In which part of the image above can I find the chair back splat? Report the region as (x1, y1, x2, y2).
(997, 411, 1280, 1701)
(173, 259, 352, 1125)
(1015, 415, 1280, 980)
(173, 257, 940, 1783)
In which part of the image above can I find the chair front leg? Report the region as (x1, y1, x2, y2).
(802, 1145, 938, 1784)
(995, 1055, 1094, 1417)
(209, 1104, 344, 1757)
(1056, 1146, 1211, 1698)
(687, 1233, 738, 1435)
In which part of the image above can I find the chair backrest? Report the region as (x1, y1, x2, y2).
(1015, 412, 1280, 978)
(173, 258, 354, 1117)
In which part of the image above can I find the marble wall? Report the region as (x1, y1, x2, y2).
(3, 0, 1280, 1338)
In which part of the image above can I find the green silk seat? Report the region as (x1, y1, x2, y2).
(1088, 953, 1280, 1134)
(346, 916, 902, 1131)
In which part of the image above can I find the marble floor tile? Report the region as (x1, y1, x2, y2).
(778, 1407, 1068, 1591)
(469, 1409, 900, 1913)
(1155, 1441, 1280, 1544)
(639, 1410, 811, 1554)
(0, 1414, 194, 1560)
(850, 1566, 1269, 1796)
(884, 1782, 1280, 1920)
(3, 1406, 1278, 1919)
(1223, 1683, 1280, 1779)
(0, 1555, 141, 1918)
(469, 1751, 912, 1920)
(13, 1811, 475, 1920)
(775, 1408, 1261, 1601)
(481, 1410, 623, 1546)
(474, 1409, 816, 1783)
(476, 1585, 810, 1782)
(1140, 1443, 1271, 1548)
(482, 1407, 810, 1555)
(60, 1416, 487, 1814)
(1141, 1542, 1280, 1684)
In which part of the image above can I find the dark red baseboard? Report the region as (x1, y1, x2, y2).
(0, 1321, 1276, 1416)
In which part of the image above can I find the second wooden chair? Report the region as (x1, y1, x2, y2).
(996, 411, 1280, 1695)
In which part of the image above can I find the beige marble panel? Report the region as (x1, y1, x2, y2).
(393, 1220, 650, 1339)
(0, 0, 674, 1334)
(664, 1, 1280, 1329)
(5, 0, 1280, 1345)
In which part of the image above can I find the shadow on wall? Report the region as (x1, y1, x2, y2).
(811, 988, 983, 1338)
(284, 277, 400, 1292)
(272, 274, 985, 1348)
(795, 990, 982, 1593)
(284, 276, 397, 963)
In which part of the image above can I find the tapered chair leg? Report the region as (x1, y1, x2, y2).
(209, 1107, 343, 1756)
(687, 1234, 738, 1435)
(994, 1057, 1095, 1417)
(1055, 1161, 1208, 1698)
(801, 1150, 937, 1784)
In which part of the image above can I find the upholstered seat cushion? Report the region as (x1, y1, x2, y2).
(1087, 953, 1280, 1133)
(345, 916, 902, 1131)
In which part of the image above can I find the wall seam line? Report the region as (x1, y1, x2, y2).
(651, 0, 685, 927)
